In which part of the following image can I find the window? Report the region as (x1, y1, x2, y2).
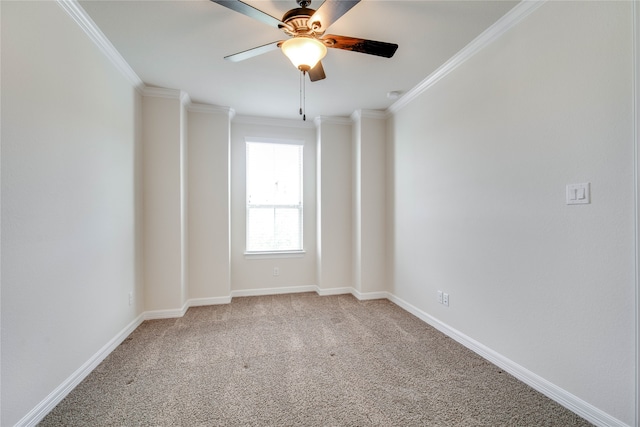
(246, 139, 303, 253)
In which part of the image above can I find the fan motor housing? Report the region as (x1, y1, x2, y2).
(280, 7, 316, 37)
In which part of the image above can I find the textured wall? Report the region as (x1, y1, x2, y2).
(230, 119, 317, 292)
(142, 94, 186, 311)
(1, 2, 143, 424)
(187, 107, 232, 300)
(388, 1, 635, 423)
(316, 118, 353, 291)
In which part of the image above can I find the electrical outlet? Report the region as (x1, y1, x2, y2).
(128, 292, 133, 306)
(437, 291, 443, 304)
(443, 293, 449, 306)
(273, 267, 280, 276)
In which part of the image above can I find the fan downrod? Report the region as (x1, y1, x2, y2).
(296, 0, 311, 8)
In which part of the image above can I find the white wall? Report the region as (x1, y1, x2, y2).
(180, 101, 188, 306)
(3, 1, 636, 425)
(188, 105, 232, 301)
(352, 112, 387, 295)
(142, 91, 187, 311)
(1, 1, 143, 425)
(230, 118, 317, 292)
(316, 117, 353, 291)
(388, 1, 635, 424)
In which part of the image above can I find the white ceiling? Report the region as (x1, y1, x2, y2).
(79, 0, 518, 120)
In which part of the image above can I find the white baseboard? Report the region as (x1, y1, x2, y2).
(187, 296, 232, 307)
(316, 286, 388, 301)
(352, 289, 390, 301)
(138, 287, 386, 321)
(316, 286, 353, 296)
(23, 289, 627, 427)
(143, 307, 187, 320)
(16, 314, 144, 427)
(230, 285, 317, 298)
(387, 294, 630, 427)
(144, 296, 232, 319)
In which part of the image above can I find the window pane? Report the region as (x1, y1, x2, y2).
(273, 148, 301, 205)
(246, 140, 303, 252)
(274, 208, 301, 250)
(247, 207, 274, 252)
(247, 143, 302, 206)
(247, 144, 276, 205)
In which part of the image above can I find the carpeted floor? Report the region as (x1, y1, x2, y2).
(40, 293, 592, 426)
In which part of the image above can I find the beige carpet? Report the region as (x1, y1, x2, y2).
(40, 293, 592, 426)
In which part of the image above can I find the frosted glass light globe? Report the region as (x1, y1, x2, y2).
(281, 37, 327, 71)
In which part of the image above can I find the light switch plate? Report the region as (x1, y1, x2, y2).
(566, 183, 590, 205)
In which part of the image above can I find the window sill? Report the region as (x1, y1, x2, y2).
(244, 250, 306, 259)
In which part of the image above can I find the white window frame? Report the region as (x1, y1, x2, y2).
(245, 137, 305, 256)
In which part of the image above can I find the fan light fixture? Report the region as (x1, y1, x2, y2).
(281, 37, 327, 71)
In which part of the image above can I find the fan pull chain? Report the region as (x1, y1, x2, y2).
(299, 70, 306, 121)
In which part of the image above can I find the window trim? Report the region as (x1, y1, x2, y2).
(243, 250, 306, 259)
(245, 137, 305, 255)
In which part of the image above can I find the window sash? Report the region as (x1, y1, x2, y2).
(246, 205, 303, 252)
(246, 139, 303, 253)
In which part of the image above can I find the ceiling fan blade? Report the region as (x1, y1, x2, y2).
(323, 35, 398, 58)
(224, 41, 282, 62)
(308, 0, 359, 34)
(210, 0, 289, 30)
(308, 61, 326, 82)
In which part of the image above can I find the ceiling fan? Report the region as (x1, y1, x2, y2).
(210, 0, 399, 82)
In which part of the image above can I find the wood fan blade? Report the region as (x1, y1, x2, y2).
(210, 0, 289, 30)
(323, 34, 398, 58)
(224, 41, 282, 62)
(308, 61, 326, 82)
(308, 0, 359, 34)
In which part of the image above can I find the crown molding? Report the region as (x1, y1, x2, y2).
(387, 0, 546, 116)
(361, 109, 387, 120)
(180, 91, 191, 106)
(351, 109, 387, 122)
(56, 0, 144, 92)
(141, 86, 185, 101)
(58, 0, 543, 129)
(314, 116, 353, 127)
(233, 114, 315, 129)
(188, 103, 235, 119)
